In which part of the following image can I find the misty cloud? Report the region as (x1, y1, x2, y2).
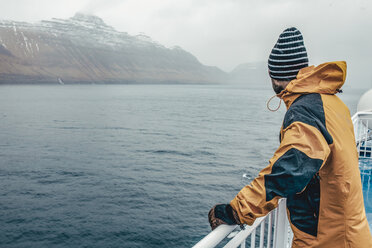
(80, 0, 124, 14)
(0, 0, 371, 87)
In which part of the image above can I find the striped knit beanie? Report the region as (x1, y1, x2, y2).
(268, 27, 309, 81)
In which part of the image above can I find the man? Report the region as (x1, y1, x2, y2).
(208, 27, 372, 247)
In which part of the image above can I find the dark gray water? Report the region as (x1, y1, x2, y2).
(0, 84, 367, 247)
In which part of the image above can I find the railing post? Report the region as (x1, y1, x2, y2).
(250, 229, 256, 248)
(267, 212, 273, 248)
(273, 198, 289, 248)
(259, 221, 264, 248)
(240, 240, 246, 248)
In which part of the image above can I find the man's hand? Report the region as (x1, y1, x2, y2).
(208, 204, 241, 230)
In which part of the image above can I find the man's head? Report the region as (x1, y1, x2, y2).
(270, 78, 290, 95)
(268, 27, 309, 94)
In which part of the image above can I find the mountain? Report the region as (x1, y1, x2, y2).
(229, 62, 270, 87)
(0, 13, 227, 84)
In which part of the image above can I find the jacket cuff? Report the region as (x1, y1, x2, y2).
(230, 198, 255, 226)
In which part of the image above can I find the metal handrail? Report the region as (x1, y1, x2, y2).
(353, 111, 372, 159)
(193, 225, 237, 248)
(223, 214, 267, 248)
(352, 111, 372, 126)
(193, 199, 291, 248)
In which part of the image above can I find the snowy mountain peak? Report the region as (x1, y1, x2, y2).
(70, 12, 107, 27)
(0, 14, 227, 84)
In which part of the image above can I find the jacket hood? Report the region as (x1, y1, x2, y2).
(278, 61, 347, 108)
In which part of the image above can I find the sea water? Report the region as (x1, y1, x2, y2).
(0, 84, 368, 247)
(360, 159, 372, 230)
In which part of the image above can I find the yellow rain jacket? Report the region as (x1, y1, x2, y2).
(230, 61, 372, 247)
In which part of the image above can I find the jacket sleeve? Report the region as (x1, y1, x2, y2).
(230, 120, 331, 225)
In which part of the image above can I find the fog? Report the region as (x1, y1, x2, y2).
(0, 0, 371, 88)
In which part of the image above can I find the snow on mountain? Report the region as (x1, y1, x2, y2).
(0, 13, 226, 84)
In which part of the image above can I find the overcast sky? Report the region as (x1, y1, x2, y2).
(0, 0, 371, 87)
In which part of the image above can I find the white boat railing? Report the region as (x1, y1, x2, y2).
(194, 111, 372, 248)
(193, 199, 292, 248)
(352, 111, 372, 159)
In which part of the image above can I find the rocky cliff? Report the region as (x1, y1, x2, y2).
(0, 13, 226, 84)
